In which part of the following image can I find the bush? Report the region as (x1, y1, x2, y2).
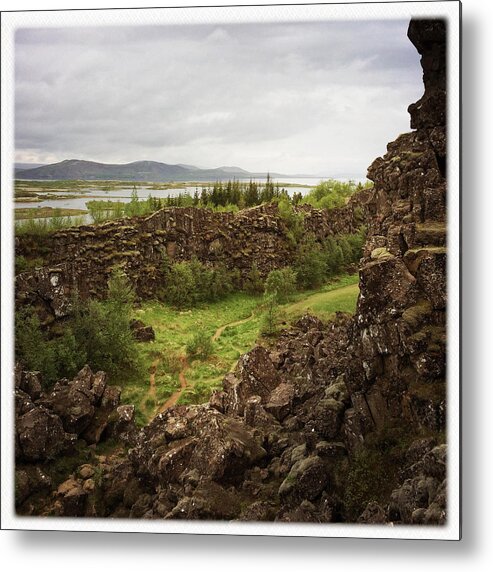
(324, 236, 345, 277)
(277, 196, 305, 245)
(260, 294, 286, 337)
(16, 268, 144, 389)
(244, 262, 264, 295)
(161, 257, 235, 308)
(302, 179, 365, 210)
(295, 234, 327, 289)
(15, 306, 86, 388)
(159, 351, 182, 375)
(186, 330, 214, 361)
(264, 267, 297, 303)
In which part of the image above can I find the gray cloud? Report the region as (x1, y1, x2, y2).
(15, 19, 422, 177)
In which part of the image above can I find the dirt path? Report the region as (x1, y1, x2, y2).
(212, 312, 254, 342)
(148, 358, 159, 399)
(156, 356, 189, 414)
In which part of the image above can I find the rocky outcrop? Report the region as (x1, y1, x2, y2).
(129, 319, 155, 342)
(15, 201, 363, 318)
(15, 364, 134, 513)
(342, 19, 447, 444)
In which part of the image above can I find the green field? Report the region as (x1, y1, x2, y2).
(121, 273, 360, 425)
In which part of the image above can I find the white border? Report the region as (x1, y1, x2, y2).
(0, 1, 461, 540)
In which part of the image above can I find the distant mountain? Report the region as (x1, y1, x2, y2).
(218, 166, 251, 175)
(15, 159, 293, 182)
(14, 162, 46, 172)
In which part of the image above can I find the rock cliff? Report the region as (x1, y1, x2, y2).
(15, 200, 363, 321)
(15, 19, 447, 524)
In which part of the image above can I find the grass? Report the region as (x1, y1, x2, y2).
(14, 207, 88, 220)
(285, 274, 359, 321)
(121, 274, 360, 424)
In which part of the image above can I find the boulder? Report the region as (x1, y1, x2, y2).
(130, 319, 155, 342)
(222, 346, 280, 415)
(16, 406, 66, 461)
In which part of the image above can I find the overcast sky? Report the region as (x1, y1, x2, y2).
(15, 20, 423, 178)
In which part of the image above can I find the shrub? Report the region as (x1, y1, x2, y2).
(295, 234, 327, 289)
(161, 257, 235, 308)
(302, 179, 363, 210)
(186, 330, 214, 361)
(260, 294, 286, 337)
(277, 196, 305, 245)
(15, 306, 86, 388)
(244, 262, 264, 295)
(264, 267, 297, 303)
(159, 351, 182, 375)
(324, 236, 345, 277)
(15, 255, 28, 274)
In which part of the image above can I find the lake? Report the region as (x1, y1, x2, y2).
(14, 177, 324, 224)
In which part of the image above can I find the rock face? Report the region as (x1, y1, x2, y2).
(15, 200, 363, 319)
(14, 20, 448, 523)
(15, 364, 132, 514)
(344, 19, 447, 442)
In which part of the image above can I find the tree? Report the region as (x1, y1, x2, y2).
(70, 269, 142, 380)
(244, 262, 264, 295)
(260, 294, 283, 337)
(295, 234, 327, 289)
(161, 260, 197, 308)
(125, 187, 140, 217)
(277, 196, 304, 246)
(302, 179, 359, 210)
(264, 267, 297, 303)
(106, 267, 135, 309)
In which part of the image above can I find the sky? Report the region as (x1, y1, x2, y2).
(14, 20, 423, 178)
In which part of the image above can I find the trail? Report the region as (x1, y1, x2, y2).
(148, 358, 159, 399)
(156, 356, 189, 414)
(141, 357, 159, 413)
(146, 281, 356, 418)
(212, 312, 254, 342)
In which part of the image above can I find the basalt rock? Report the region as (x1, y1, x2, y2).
(130, 319, 155, 342)
(15, 201, 364, 318)
(14, 364, 130, 512)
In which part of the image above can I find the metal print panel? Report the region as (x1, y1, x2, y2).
(0, 1, 461, 539)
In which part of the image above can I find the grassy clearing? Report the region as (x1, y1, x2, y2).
(121, 274, 359, 424)
(285, 276, 359, 321)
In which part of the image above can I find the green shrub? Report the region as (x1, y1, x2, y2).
(295, 234, 327, 289)
(15, 306, 86, 388)
(159, 351, 182, 375)
(260, 294, 285, 337)
(161, 257, 235, 308)
(15, 255, 28, 274)
(16, 268, 144, 389)
(186, 330, 214, 361)
(244, 262, 264, 295)
(264, 267, 297, 303)
(277, 196, 305, 245)
(71, 275, 143, 381)
(301, 179, 371, 210)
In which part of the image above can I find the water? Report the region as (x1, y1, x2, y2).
(14, 177, 318, 220)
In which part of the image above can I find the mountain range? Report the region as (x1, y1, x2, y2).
(14, 159, 302, 182)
